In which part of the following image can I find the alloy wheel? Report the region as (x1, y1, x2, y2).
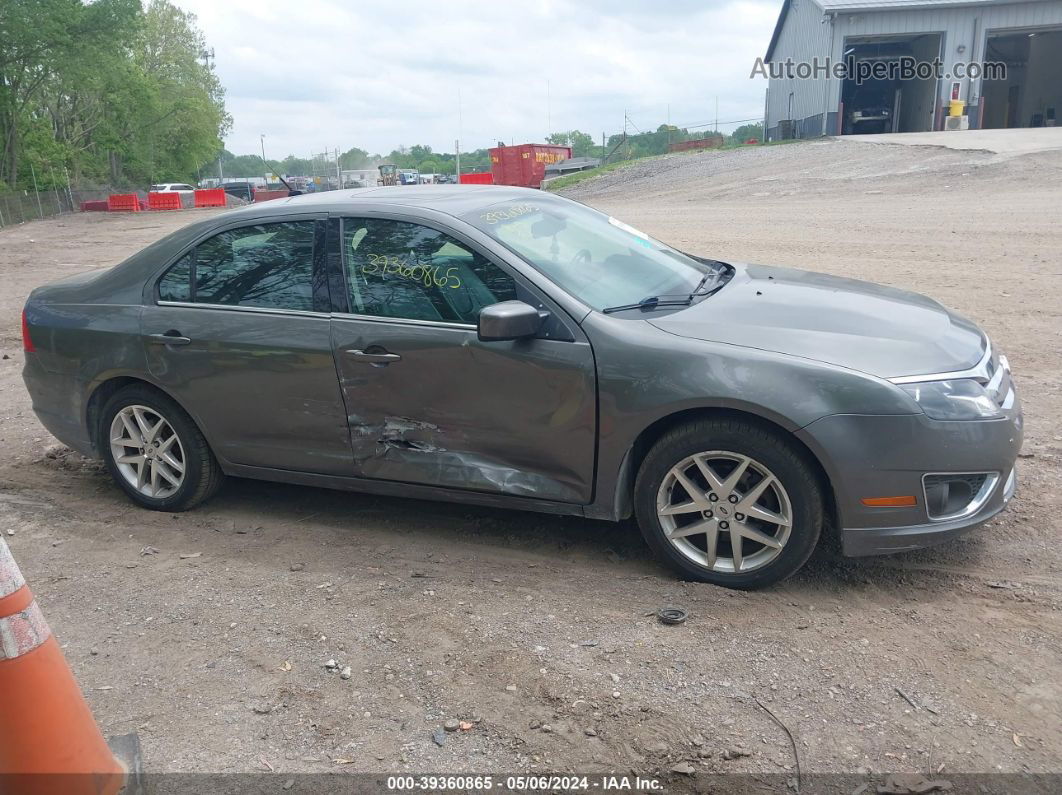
(109, 405, 186, 499)
(656, 450, 793, 574)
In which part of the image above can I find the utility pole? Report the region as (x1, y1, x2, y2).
(547, 80, 551, 137)
(455, 139, 461, 181)
(260, 134, 267, 167)
(714, 97, 719, 135)
(335, 147, 341, 188)
(763, 87, 769, 143)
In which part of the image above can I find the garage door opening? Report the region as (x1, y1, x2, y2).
(840, 34, 942, 134)
(981, 28, 1062, 129)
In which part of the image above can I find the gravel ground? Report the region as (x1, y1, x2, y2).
(0, 138, 1060, 792)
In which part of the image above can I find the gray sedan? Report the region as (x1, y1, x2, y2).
(20, 186, 1022, 588)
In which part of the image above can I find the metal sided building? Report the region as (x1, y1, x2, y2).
(764, 0, 1062, 139)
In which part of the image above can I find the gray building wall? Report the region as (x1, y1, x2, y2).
(766, 0, 1062, 139)
(766, 0, 836, 139)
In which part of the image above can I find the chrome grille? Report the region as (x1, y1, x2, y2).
(888, 339, 1016, 411)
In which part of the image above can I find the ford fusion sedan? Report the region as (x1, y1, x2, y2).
(20, 186, 1022, 588)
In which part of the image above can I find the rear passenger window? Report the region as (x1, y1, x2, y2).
(157, 221, 316, 311)
(158, 253, 192, 302)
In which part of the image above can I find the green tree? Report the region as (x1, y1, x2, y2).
(0, 0, 140, 187)
(730, 123, 764, 144)
(408, 144, 433, 162)
(129, 1, 229, 183)
(547, 130, 596, 158)
(278, 154, 314, 176)
(568, 130, 594, 157)
(384, 147, 416, 169)
(0, 0, 228, 189)
(339, 146, 369, 169)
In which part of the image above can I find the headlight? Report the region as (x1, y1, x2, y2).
(899, 379, 1002, 421)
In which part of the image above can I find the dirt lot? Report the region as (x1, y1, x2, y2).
(1, 138, 1060, 791)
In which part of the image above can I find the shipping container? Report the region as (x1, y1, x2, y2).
(488, 143, 572, 189)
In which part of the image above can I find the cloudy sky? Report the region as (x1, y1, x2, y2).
(172, 0, 780, 159)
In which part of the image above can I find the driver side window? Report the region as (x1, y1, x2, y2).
(341, 218, 517, 324)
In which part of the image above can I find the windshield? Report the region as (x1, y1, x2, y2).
(464, 199, 726, 312)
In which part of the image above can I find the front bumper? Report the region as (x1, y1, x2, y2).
(797, 398, 1023, 558)
(841, 466, 1016, 556)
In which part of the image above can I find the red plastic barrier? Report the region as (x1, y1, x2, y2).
(193, 188, 226, 208)
(253, 189, 289, 203)
(745, 138, 760, 145)
(107, 193, 140, 212)
(80, 200, 109, 212)
(458, 172, 494, 185)
(148, 192, 182, 210)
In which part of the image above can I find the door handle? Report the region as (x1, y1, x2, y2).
(148, 332, 191, 346)
(345, 349, 401, 364)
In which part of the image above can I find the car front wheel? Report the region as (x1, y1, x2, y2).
(634, 418, 823, 589)
(100, 385, 223, 511)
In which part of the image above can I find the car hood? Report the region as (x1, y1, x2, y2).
(649, 264, 985, 379)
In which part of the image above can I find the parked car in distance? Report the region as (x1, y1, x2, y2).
(149, 183, 196, 194)
(20, 187, 1022, 589)
(220, 182, 254, 202)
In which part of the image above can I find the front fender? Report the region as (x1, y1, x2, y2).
(583, 314, 920, 519)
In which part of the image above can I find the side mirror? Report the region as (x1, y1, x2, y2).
(478, 301, 544, 342)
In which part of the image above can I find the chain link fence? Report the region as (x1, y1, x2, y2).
(0, 186, 112, 229)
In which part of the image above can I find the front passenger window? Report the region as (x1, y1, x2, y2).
(341, 218, 516, 324)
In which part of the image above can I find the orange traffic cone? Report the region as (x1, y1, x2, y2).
(0, 537, 126, 795)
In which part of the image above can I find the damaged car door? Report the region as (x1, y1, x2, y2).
(330, 215, 596, 504)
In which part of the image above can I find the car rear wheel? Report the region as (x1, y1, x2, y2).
(634, 418, 823, 589)
(100, 385, 223, 511)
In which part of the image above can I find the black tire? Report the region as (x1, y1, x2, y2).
(634, 418, 823, 589)
(99, 384, 223, 511)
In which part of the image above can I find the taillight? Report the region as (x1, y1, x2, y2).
(21, 309, 35, 352)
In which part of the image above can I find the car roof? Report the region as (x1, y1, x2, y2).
(223, 184, 556, 220)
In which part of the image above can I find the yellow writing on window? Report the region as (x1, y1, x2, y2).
(362, 254, 462, 289)
(479, 204, 537, 225)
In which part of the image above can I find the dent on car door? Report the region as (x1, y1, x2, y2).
(143, 217, 353, 475)
(329, 215, 597, 504)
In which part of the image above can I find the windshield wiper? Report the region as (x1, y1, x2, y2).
(690, 271, 716, 295)
(602, 295, 694, 314)
(602, 264, 733, 315)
